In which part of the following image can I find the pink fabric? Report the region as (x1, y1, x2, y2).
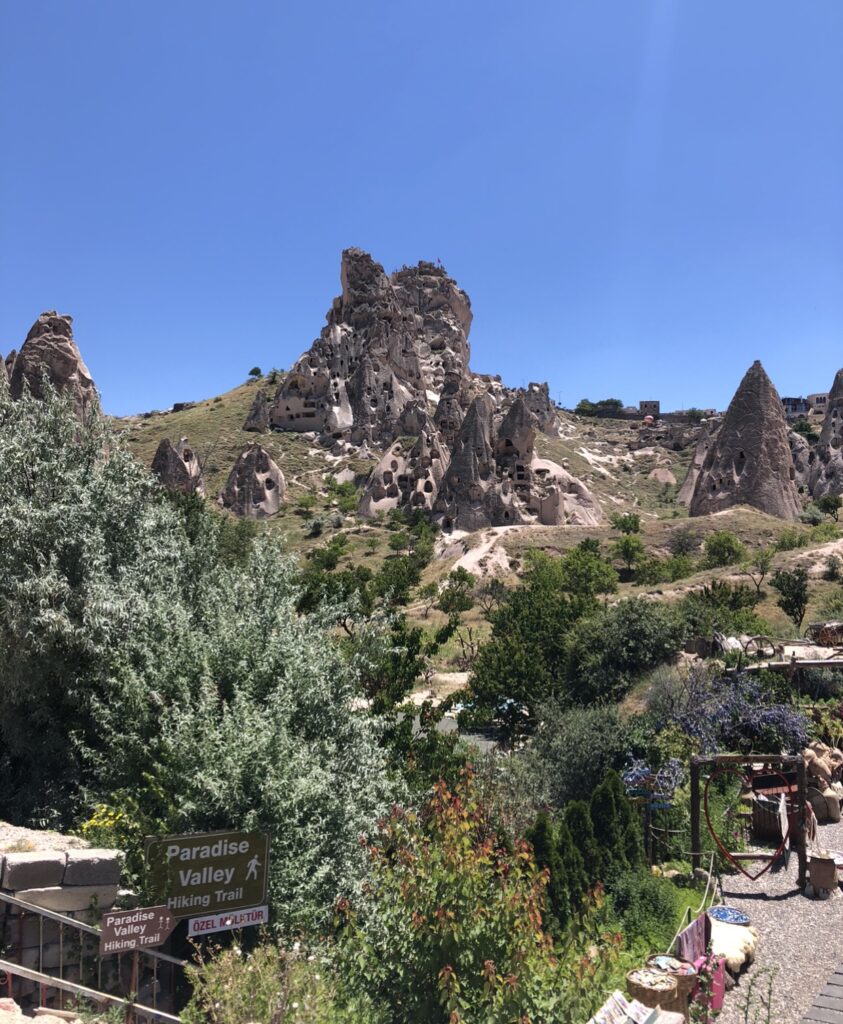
(693, 954, 726, 1012)
(676, 912, 709, 962)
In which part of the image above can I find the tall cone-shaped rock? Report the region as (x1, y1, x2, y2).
(8, 312, 97, 420)
(219, 443, 285, 518)
(152, 437, 205, 496)
(808, 369, 843, 498)
(688, 361, 800, 520)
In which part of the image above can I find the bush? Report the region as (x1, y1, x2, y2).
(609, 511, 641, 534)
(334, 769, 620, 1023)
(668, 526, 701, 557)
(564, 599, 685, 704)
(703, 531, 746, 568)
(774, 527, 809, 552)
(676, 580, 771, 639)
(605, 870, 680, 951)
(525, 703, 631, 807)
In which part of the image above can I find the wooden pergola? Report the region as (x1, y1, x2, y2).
(690, 753, 808, 889)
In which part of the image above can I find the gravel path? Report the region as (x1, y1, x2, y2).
(716, 819, 843, 1024)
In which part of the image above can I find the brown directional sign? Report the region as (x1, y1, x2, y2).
(145, 830, 269, 919)
(99, 904, 177, 955)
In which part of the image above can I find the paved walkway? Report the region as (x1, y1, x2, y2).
(801, 965, 843, 1024)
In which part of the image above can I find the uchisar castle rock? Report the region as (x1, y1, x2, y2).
(5, 254, 843, 535)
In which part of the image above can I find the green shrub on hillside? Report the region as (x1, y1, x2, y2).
(702, 530, 746, 568)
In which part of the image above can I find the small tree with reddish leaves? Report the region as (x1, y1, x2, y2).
(334, 768, 623, 1023)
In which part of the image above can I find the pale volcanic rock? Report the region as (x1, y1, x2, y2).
(243, 388, 271, 433)
(151, 437, 205, 496)
(219, 443, 285, 518)
(517, 382, 561, 437)
(678, 420, 719, 505)
(648, 467, 677, 486)
(808, 369, 843, 498)
(529, 457, 603, 526)
(269, 249, 473, 444)
(788, 429, 812, 497)
(358, 426, 451, 518)
(8, 312, 97, 419)
(687, 361, 801, 520)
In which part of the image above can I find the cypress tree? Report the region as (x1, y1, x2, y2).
(589, 772, 628, 880)
(526, 812, 566, 935)
(555, 815, 588, 924)
(564, 800, 600, 893)
(606, 770, 645, 868)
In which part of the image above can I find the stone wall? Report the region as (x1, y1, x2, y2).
(0, 848, 122, 1007)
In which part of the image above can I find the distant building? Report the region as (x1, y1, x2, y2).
(781, 396, 810, 419)
(639, 400, 660, 417)
(781, 394, 828, 420)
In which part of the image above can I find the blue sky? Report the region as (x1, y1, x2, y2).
(1, 2, 841, 416)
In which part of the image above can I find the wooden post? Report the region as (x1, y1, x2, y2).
(796, 757, 808, 889)
(690, 758, 701, 873)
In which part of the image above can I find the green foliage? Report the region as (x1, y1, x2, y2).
(811, 521, 840, 543)
(335, 769, 621, 1024)
(609, 511, 641, 534)
(575, 397, 624, 416)
(589, 771, 644, 880)
(469, 553, 592, 733)
(325, 476, 359, 514)
(605, 870, 680, 950)
(773, 527, 809, 552)
(525, 703, 631, 806)
(556, 543, 618, 598)
(668, 526, 701, 557)
(702, 530, 746, 567)
(0, 384, 397, 932)
(247, 366, 263, 379)
(613, 534, 646, 572)
(793, 418, 819, 443)
(564, 599, 685, 704)
(436, 568, 476, 615)
(676, 579, 770, 638)
(771, 567, 810, 631)
(741, 546, 774, 597)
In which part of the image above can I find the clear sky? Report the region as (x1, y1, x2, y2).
(1, 1, 841, 416)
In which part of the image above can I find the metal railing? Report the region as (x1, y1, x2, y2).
(0, 891, 186, 1020)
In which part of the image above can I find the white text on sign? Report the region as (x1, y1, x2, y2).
(187, 905, 269, 938)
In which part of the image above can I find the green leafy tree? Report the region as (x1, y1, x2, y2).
(742, 546, 774, 598)
(470, 554, 592, 735)
(564, 598, 684, 704)
(556, 543, 618, 598)
(818, 494, 842, 522)
(609, 511, 641, 534)
(436, 567, 476, 615)
(703, 530, 746, 568)
(247, 366, 262, 379)
(612, 534, 646, 573)
(771, 567, 810, 631)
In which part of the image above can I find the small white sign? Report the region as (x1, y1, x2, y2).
(188, 904, 269, 937)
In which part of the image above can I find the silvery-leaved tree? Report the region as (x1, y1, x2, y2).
(0, 378, 396, 933)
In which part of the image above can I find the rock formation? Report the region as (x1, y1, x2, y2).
(789, 429, 812, 496)
(677, 420, 719, 505)
(243, 388, 271, 433)
(808, 369, 843, 498)
(7, 312, 97, 419)
(151, 437, 205, 496)
(360, 394, 601, 531)
(517, 382, 561, 437)
(686, 361, 801, 520)
(358, 423, 451, 518)
(268, 249, 472, 444)
(219, 443, 285, 518)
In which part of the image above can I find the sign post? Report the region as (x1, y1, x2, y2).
(145, 830, 269, 919)
(99, 905, 177, 955)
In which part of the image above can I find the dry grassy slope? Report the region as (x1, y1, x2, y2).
(115, 378, 382, 555)
(117, 388, 841, 601)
